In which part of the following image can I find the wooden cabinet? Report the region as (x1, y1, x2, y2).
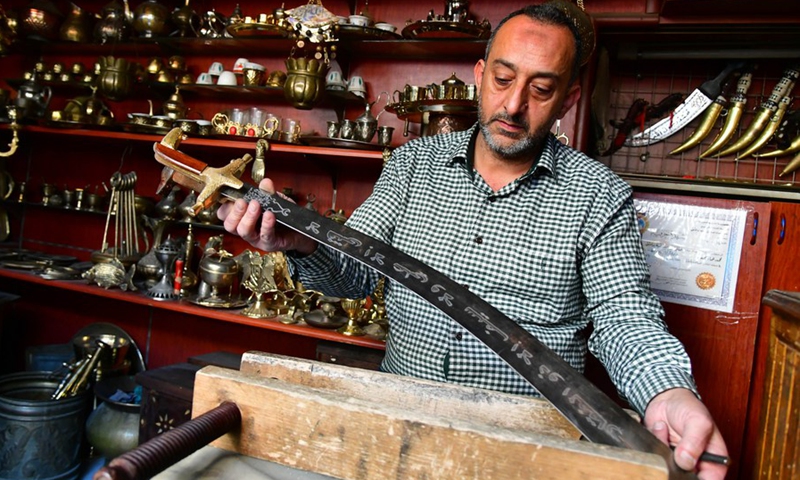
(1, 2, 799, 479)
(755, 290, 800, 479)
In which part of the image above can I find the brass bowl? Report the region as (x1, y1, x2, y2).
(72, 333, 130, 369)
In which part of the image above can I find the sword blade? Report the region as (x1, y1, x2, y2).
(221, 183, 694, 479)
(625, 61, 745, 147)
(624, 89, 712, 147)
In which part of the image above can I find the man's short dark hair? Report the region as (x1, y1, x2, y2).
(484, 3, 583, 84)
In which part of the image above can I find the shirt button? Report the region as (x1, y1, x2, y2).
(474, 235, 483, 244)
(455, 332, 463, 341)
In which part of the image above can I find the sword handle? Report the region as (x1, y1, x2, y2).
(698, 61, 746, 98)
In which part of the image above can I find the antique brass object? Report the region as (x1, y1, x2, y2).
(97, 56, 134, 101)
(779, 151, 800, 177)
(240, 250, 279, 319)
(59, 2, 93, 42)
(132, 0, 170, 37)
(284, 56, 328, 110)
(146, 239, 180, 300)
(338, 298, 366, 336)
(758, 134, 800, 159)
(196, 248, 240, 307)
(94, 0, 131, 44)
(162, 87, 188, 119)
(252, 139, 269, 183)
(0, 106, 21, 157)
(670, 102, 725, 155)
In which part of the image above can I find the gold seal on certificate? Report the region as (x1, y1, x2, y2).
(696, 272, 716, 290)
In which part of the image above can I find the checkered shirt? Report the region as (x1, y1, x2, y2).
(290, 125, 697, 414)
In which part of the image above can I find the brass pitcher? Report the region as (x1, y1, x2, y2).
(97, 55, 132, 101)
(132, 0, 169, 38)
(59, 2, 94, 42)
(283, 56, 328, 110)
(94, 0, 131, 44)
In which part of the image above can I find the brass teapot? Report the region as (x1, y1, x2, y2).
(132, 0, 170, 38)
(94, 0, 131, 44)
(162, 87, 187, 119)
(14, 75, 51, 119)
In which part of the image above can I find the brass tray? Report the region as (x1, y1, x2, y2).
(384, 99, 478, 123)
(121, 123, 172, 135)
(226, 22, 288, 38)
(337, 24, 402, 40)
(300, 135, 386, 151)
(401, 20, 491, 40)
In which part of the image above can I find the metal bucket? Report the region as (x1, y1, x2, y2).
(0, 371, 91, 480)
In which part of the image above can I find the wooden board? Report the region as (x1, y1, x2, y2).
(191, 352, 668, 480)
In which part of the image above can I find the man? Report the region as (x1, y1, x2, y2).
(219, 4, 728, 478)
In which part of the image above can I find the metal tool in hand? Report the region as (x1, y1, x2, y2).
(152, 127, 700, 479)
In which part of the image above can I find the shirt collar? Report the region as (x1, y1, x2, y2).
(445, 124, 560, 183)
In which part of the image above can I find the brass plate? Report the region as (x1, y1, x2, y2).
(300, 135, 386, 151)
(226, 22, 288, 38)
(73, 322, 146, 374)
(302, 309, 348, 329)
(384, 99, 478, 123)
(337, 24, 402, 40)
(401, 20, 491, 40)
(121, 123, 172, 135)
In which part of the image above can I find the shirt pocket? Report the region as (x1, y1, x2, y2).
(500, 244, 581, 320)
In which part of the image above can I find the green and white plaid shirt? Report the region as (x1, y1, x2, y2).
(290, 125, 696, 414)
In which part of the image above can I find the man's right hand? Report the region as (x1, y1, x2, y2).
(217, 178, 317, 256)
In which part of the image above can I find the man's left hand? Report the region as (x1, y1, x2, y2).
(644, 388, 729, 480)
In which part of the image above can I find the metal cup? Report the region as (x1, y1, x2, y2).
(327, 120, 341, 138)
(340, 119, 355, 140)
(377, 126, 395, 146)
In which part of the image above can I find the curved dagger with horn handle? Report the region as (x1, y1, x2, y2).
(624, 61, 745, 147)
(714, 65, 799, 158)
(736, 94, 792, 159)
(780, 150, 800, 177)
(670, 75, 738, 155)
(757, 133, 800, 158)
(699, 69, 754, 158)
(151, 128, 700, 480)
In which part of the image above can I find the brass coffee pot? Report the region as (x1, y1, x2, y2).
(94, 0, 131, 44)
(162, 87, 187, 119)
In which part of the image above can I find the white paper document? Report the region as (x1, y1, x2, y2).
(633, 199, 747, 313)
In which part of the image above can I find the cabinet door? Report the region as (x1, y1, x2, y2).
(633, 192, 770, 478)
(742, 201, 800, 479)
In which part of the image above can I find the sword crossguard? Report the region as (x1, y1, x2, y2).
(154, 127, 251, 215)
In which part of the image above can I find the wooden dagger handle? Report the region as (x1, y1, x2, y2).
(93, 402, 241, 480)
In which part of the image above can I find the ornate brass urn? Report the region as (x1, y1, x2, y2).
(283, 56, 328, 110)
(97, 55, 132, 101)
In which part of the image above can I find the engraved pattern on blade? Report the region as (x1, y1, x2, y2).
(624, 89, 712, 146)
(236, 184, 688, 476)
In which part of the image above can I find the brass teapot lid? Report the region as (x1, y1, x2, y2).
(442, 72, 465, 86)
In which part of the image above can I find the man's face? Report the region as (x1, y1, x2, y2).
(474, 16, 580, 161)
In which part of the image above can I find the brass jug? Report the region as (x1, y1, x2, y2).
(171, 0, 198, 37)
(59, 2, 94, 42)
(94, 0, 131, 44)
(132, 0, 169, 38)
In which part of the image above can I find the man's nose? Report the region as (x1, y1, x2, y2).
(504, 85, 528, 116)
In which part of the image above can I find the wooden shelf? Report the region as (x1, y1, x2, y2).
(0, 267, 386, 351)
(1, 123, 386, 164)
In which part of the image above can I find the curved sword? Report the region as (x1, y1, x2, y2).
(736, 95, 792, 159)
(624, 61, 745, 147)
(152, 128, 699, 479)
(670, 74, 739, 155)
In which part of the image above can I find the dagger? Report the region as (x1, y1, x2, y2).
(714, 64, 799, 158)
(736, 94, 792, 159)
(699, 70, 754, 158)
(670, 74, 738, 155)
(757, 133, 800, 159)
(152, 128, 701, 479)
(602, 94, 683, 156)
(624, 61, 745, 147)
(780, 150, 800, 177)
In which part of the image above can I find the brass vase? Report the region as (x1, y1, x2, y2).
(94, 0, 131, 44)
(59, 2, 94, 42)
(283, 56, 328, 110)
(97, 55, 132, 101)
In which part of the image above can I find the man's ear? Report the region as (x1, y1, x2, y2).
(474, 59, 485, 90)
(558, 83, 581, 119)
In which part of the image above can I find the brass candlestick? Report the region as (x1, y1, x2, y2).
(241, 251, 278, 319)
(338, 298, 365, 336)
